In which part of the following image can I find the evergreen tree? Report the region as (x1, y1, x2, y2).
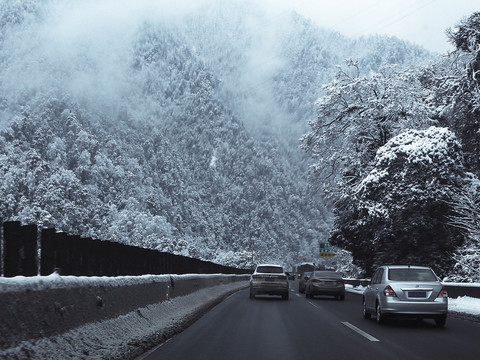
(331, 127, 466, 276)
(445, 174, 480, 282)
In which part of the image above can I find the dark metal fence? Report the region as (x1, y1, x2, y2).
(0, 220, 250, 277)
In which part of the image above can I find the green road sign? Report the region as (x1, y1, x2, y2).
(319, 242, 334, 257)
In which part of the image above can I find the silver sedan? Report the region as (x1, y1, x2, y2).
(363, 265, 448, 326)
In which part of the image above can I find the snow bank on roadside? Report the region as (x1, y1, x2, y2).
(448, 296, 480, 315)
(345, 284, 367, 294)
(0, 281, 248, 360)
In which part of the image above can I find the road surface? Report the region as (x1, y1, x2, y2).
(140, 281, 480, 360)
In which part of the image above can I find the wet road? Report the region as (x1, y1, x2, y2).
(141, 282, 480, 360)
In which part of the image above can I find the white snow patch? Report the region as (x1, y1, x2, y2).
(209, 155, 217, 168)
(448, 296, 480, 315)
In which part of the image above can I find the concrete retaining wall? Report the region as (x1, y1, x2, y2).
(0, 274, 249, 350)
(443, 284, 480, 298)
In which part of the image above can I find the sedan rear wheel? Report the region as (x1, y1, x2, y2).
(249, 287, 255, 299)
(363, 298, 371, 319)
(376, 302, 385, 324)
(435, 315, 447, 327)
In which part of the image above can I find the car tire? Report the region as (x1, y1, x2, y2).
(376, 302, 385, 324)
(339, 294, 345, 301)
(363, 298, 371, 319)
(282, 293, 289, 300)
(435, 315, 447, 327)
(249, 287, 255, 299)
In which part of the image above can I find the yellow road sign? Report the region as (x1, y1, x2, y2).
(319, 253, 336, 257)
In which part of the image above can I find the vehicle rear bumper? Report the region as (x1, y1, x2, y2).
(380, 297, 448, 316)
(310, 284, 345, 296)
(251, 281, 288, 295)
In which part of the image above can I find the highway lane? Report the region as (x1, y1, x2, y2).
(140, 281, 480, 360)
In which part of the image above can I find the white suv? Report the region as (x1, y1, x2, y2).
(249, 264, 289, 300)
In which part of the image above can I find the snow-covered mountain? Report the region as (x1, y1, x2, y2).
(0, 0, 434, 269)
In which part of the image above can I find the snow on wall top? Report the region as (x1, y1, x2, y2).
(0, 272, 242, 292)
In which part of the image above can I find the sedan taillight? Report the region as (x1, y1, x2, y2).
(437, 286, 448, 298)
(383, 285, 397, 297)
(311, 279, 321, 283)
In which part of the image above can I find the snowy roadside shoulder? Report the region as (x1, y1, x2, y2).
(345, 284, 480, 322)
(0, 281, 249, 360)
(447, 296, 480, 321)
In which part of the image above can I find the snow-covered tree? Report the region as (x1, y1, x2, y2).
(331, 127, 466, 276)
(438, 12, 480, 174)
(445, 174, 480, 282)
(301, 61, 435, 200)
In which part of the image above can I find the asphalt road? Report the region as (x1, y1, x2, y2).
(141, 281, 480, 360)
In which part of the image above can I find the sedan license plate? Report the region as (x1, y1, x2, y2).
(325, 281, 335, 285)
(408, 291, 426, 298)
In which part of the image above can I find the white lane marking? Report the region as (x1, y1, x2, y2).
(308, 301, 322, 309)
(306, 301, 379, 342)
(341, 321, 380, 342)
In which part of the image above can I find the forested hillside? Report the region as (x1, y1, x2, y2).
(303, 12, 480, 279)
(0, 0, 435, 270)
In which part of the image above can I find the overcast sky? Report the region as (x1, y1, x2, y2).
(39, 1, 478, 54)
(266, 0, 479, 53)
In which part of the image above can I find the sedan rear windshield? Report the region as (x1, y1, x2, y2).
(257, 266, 283, 274)
(313, 271, 342, 278)
(388, 268, 437, 282)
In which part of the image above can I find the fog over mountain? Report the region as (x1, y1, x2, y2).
(0, 0, 434, 269)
